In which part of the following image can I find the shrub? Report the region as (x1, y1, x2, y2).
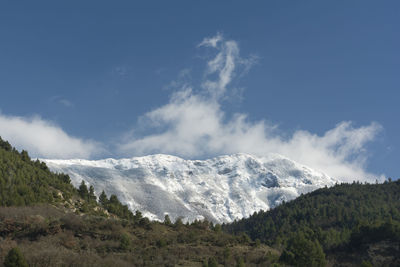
(119, 233, 131, 251)
(4, 247, 28, 267)
(156, 239, 167, 248)
(208, 257, 218, 267)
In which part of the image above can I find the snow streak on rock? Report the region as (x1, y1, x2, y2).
(45, 153, 337, 223)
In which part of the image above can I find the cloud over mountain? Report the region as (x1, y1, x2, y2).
(0, 34, 382, 181)
(118, 34, 382, 181)
(0, 113, 100, 159)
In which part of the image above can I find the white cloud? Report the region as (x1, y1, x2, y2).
(0, 113, 100, 159)
(118, 34, 383, 182)
(201, 35, 248, 99)
(198, 32, 223, 48)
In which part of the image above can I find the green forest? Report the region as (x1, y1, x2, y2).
(0, 137, 75, 206)
(224, 181, 400, 266)
(0, 136, 399, 266)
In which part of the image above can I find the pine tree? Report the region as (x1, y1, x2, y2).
(89, 185, 96, 203)
(0, 137, 12, 151)
(135, 210, 143, 221)
(20, 150, 30, 162)
(164, 214, 172, 226)
(78, 180, 89, 200)
(214, 223, 222, 233)
(99, 190, 108, 206)
(280, 233, 326, 267)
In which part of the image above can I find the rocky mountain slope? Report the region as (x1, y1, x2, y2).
(45, 153, 338, 223)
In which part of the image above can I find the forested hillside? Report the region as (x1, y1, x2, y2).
(0, 137, 75, 206)
(224, 181, 400, 266)
(0, 137, 280, 266)
(1, 136, 399, 266)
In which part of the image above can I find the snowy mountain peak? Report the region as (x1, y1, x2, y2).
(44, 153, 338, 223)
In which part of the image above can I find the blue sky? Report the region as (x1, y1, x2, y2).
(0, 1, 398, 180)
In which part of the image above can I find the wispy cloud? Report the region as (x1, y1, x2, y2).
(0, 34, 383, 181)
(118, 34, 382, 182)
(163, 68, 192, 91)
(198, 32, 223, 48)
(51, 96, 74, 108)
(0, 113, 100, 159)
(200, 34, 243, 99)
(59, 99, 74, 108)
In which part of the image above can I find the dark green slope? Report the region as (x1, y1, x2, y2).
(224, 181, 400, 266)
(0, 136, 150, 222)
(0, 137, 75, 206)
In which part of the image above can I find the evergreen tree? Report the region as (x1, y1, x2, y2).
(135, 210, 143, 221)
(214, 223, 222, 233)
(78, 180, 89, 200)
(0, 137, 12, 151)
(164, 214, 172, 226)
(89, 185, 96, 203)
(99, 190, 108, 206)
(174, 217, 184, 229)
(109, 194, 119, 205)
(20, 150, 30, 162)
(280, 233, 326, 267)
(102, 194, 135, 220)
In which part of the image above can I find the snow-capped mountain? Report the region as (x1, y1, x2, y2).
(44, 153, 338, 223)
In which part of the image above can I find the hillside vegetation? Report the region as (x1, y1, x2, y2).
(0, 137, 75, 206)
(1, 136, 399, 266)
(224, 180, 400, 266)
(0, 205, 281, 266)
(0, 137, 279, 266)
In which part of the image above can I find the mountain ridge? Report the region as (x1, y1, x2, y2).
(44, 152, 338, 223)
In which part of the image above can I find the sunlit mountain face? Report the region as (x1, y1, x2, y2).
(45, 153, 337, 223)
